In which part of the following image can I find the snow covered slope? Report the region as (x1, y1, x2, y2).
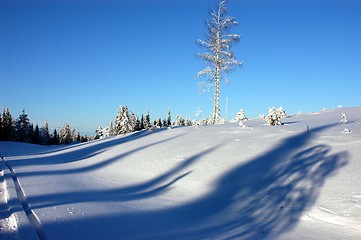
(1, 106, 361, 239)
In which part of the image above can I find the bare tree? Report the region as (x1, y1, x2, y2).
(196, 0, 242, 124)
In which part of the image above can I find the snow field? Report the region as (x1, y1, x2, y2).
(0, 106, 360, 239)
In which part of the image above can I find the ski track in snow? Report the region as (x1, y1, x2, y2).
(1, 154, 46, 240)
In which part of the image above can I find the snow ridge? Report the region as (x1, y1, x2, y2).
(1, 155, 47, 240)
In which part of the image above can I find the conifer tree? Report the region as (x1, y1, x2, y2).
(197, 0, 242, 124)
(76, 132, 81, 142)
(109, 121, 114, 135)
(34, 124, 40, 144)
(40, 122, 50, 145)
(15, 109, 32, 142)
(135, 116, 141, 131)
(1, 108, 13, 141)
(278, 106, 287, 119)
(114, 106, 137, 134)
(186, 117, 192, 126)
(167, 110, 172, 127)
(51, 129, 59, 145)
(139, 114, 144, 130)
(59, 123, 72, 144)
(143, 110, 151, 130)
(266, 106, 281, 126)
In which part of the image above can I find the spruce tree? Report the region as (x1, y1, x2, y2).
(34, 124, 40, 144)
(1, 108, 13, 141)
(51, 129, 59, 145)
(40, 122, 50, 145)
(143, 110, 151, 130)
(109, 121, 114, 136)
(15, 109, 32, 142)
(197, 0, 241, 124)
(278, 106, 287, 119)
(76, 132, 81, 142)
(266, 106, 281, 126)
(59, 123, 72, 144)
(140, 114, 145, 130)
(167, 110, 172, 127)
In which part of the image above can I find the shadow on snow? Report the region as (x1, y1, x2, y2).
(11, 124, 350, 239)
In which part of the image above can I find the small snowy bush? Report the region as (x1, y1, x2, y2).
(266, 106, 282, 126)
(278, 106, 287, 119)
(236, 108, 248, 122)
(340, 113, 348, 124)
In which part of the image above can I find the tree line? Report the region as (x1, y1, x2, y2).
(0, 107, 91, 145)
(95, 106, 197, 139)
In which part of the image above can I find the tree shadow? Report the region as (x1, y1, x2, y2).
(27, 145, 221, 209)
(16, 133, 184, 178)
(15, 124, 350, 239)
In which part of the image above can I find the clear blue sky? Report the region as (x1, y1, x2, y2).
(1, 0, 360, 135)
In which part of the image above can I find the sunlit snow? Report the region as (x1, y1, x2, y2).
(1, 107, 361, 239)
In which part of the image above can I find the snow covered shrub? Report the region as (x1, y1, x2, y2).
(278, 106, 287, 118)
(259, 114, 266, 120)
(219, 118, 228, 124)
(238, 121, 246, 128)
(340, 113, 348, 124)
(95, 126, 109, 139)
(342, 128, 350, 133)
(266, 106, 281, 126)
(236, 109, 248, 122)
(175, 115, 185, 126)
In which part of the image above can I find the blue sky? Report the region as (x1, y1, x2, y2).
(1, 0, 360, 135)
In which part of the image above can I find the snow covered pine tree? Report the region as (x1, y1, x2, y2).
(267, 106, 282, 126)
(196, 0, 242, 124)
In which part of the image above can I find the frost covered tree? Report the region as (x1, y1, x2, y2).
(196, 0, 242, 124)
(109, 121, 114, 136)
(1, 107, 13, 141)
(115, 106, 138, 134)
(167, 110, 172, 127)
(175, 115, 185, 126)
(59, 123, 72, 144)
(186, 117, 192, 126)
(95, 126, 104, 139)
(143, 110, 151, 130)
(266, 106, 282, 126)
(236, 108, 248, 122)
(39, 122, 50, 145)
(278, 106, 287, 119)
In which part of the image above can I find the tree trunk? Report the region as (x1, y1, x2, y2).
(212, 67, 220, 124)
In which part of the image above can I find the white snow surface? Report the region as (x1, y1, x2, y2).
(1, 106, 361, 240)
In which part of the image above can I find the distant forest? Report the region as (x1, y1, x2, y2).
(0, 107, 91, 145)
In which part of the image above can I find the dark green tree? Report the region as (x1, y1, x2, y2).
(1, 107, 13, 141)
(167, 110, 172, 127)
(33, 124, 40, 144)
(15, 109, 32, 143)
